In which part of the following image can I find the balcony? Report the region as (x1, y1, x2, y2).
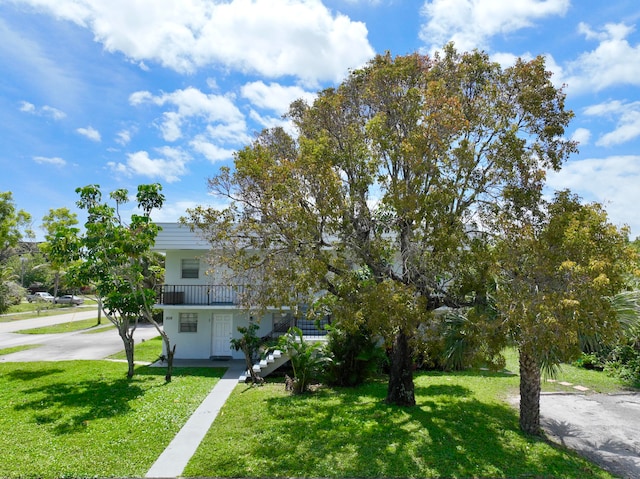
(156, 285, 244, 306)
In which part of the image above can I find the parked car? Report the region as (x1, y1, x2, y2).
(54, 295, 85, 306)
(26, 291, 55, 303)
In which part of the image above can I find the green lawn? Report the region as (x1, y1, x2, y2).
(0, 304, 96, 322)
(185, 368, 617, 479)
(15, 317, 104, 334)
(0, 361, 224, 479)
(503, 347, 629, 394)
(109, 336, 163, 363)
(0, 344, 40, 356)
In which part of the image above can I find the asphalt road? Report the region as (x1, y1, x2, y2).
(0, 307, 161, 362)
(541, 392, 640, 479)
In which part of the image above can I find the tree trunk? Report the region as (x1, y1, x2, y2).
(241, 343, 264, 384)
(120, 328, 135, 379)
(519, 347, 542, 435)
(386, 329, 416, 406)
(165, 343, 176, 382)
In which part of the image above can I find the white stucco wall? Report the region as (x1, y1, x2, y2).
(161, 307, 275, 360)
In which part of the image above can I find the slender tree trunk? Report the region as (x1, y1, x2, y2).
(241, 342, 263, 384)
(519, 347, 542, 435)
(165, 343, 176, 382)
(119, 327, 135, 379)
(386, 329, 416, 406)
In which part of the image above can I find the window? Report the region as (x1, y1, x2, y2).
(179, 313, 198, 333)
(181, 258, 199, 279)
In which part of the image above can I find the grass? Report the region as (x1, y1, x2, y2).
(15, 317, 104, 334)
(0, 360, 224, 478)
(185, 368, 616, 478)
(503, 347, 630, 394)
(0, 304, 96, 322)
(109, 335, 163, 363)
(0, 344, 40, 356)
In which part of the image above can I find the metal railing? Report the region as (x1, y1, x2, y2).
(156, 284, 244, 305)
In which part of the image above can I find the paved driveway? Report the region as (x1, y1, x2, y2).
(541, 393, 640, 479)
(0, 308, 161, 361)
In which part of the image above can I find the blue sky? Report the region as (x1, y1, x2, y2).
(1, 0, 639, 239)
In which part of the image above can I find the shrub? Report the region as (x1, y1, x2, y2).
(278, 327, 328, 394)
(323, 324, 385, 387)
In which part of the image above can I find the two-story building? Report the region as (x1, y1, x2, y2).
(153, 222, 331, 362)
(151, 222, 282, 360)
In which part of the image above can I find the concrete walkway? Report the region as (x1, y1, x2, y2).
(146, 360, 246, 478)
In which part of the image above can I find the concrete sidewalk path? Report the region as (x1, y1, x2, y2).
(146, 360, 246, 478)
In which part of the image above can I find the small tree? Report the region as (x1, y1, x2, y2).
(495, 190, 636, 435)
(230, 323, 264, 385)
(40, 208, 80, 301)
(69, 184, 176, 380)
(278, 327, 328, 394)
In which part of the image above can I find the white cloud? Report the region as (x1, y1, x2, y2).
(190, 136, 236, 164)
(419, 0, 570, 53)
(241, 81, 316, 115)
(547, 155, 640, 237)
(41, 105, 67, 120)
(564, 23, 640, 94)
(76, 126, 101, 141)
(248, 109, 294, 133)
(108, 147, 191, 183)
(15, 0, 374, 84)
(584, 100, 640, 147)
(570, 127, 591, 146)
(33, 156, 66, 166)
(19, 101, 66, 120)
(115, 128, 133, 146)
(129, 87, 247, 143)
(19, 101, 36, 113)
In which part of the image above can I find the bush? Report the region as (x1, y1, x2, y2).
(323, 324, 385, 387)
(572, 352, 605, 371)
(278, 327, 328, 394)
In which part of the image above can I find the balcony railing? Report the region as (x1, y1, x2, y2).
(156, 284, 244, 306)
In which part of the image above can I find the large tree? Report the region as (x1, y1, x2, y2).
(69, 184, 176, 380)
(188, 46, 576, 405)
(495, 191, 635, 435)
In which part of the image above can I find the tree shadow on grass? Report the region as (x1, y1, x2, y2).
(15, 376, 146, 435)
(253, 376, 607, 478)
(6, 367, 65, 381)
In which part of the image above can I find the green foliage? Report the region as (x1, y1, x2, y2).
(0, 191, 33, 262)
(278, 327, 329, 393)
(231, 322, 264, 384)
(495, 190, 636, 434)
(189, 47, 576, 406)
(65, 183, 169, 379)
(323, 323, 385, 387)
(230, 323, 262, 362)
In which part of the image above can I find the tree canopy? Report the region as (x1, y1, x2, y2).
(65, 184, 173, 379)
(188, 46, 578, 406)
(495, 190, 635, 434)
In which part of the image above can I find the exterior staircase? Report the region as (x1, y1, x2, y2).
(237, 335, 328, 382)
(238, 349, 288, 382)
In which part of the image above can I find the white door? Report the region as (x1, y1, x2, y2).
(211, 314, 233, 357)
